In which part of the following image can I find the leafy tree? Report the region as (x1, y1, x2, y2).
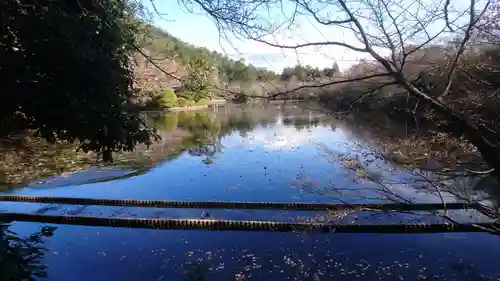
(234, 91, 250, 103)
(232, 59, 250, 81)
(184, 0, 500, 178)
(294, 65, 308, 80)
(312, 67, 322, 78)
(142, 25, 277, 84)
(0, 224, 56, 280)
(257, 68, 277, 81)
(183, 56, 215, 101)
(162, 88, 178, 108)
(332, 62, 340, 74)
(1, 0, 156, 162)
(280, 67, 294, 81)
(322, 63, 339, 78)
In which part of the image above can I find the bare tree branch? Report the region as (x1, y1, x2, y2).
(132, 43, 182, 82)
(267, 72, 394, 99)
(444, 0, 454, 31)
(365, 0, 399, 68)
(210, 73, 395, 99)
(336, 0, 398, 75)
(381, 0, 405, 67)
(349, 82, 398, 105)
(247, 37, 369, 52)
(297, 0, 353, 25)
(438, 0, 491, 101)
(464, 168, 496, 174)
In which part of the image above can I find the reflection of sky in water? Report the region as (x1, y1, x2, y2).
(4, 220, 500, 281)
(245, 125, 347, 151)
(1, 103, 500, 281)
(1, 105, 482, 208)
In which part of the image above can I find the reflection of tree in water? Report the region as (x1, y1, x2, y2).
(0, 224, 56, 281)
(1, 103, 337, 186)
(183, 261, 208, 281)
(188, 144, 220, 157)
(156, 110, 261, 159)
(283, 117, 322, 131)
(151, 106, 339, 165)
(0, 136, 96, 187)
(224, 111, 254, 138)
(180, 244, 498, 281)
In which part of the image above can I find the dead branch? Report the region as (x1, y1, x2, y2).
(349, 81, 399, 106)
(267, 73, 394, 99)
(132, 43, 182, 82)
(464, 168, 496, 174)
(381, 0, 405, 66)
(438, 0, 491, 101)
(444, 0, 454, 31)
(297, 0, 353, 25)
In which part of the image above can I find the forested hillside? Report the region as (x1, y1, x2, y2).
(134, 25, 278, 92)
(133, 25, 344, 101)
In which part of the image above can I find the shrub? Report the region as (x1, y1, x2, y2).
(162, 88, 177, 108)
(163, 112, 179, 131)
(177, 97, 194, 107)
(141, 90, 163, 109)
(233, 91, 249, 103)
(195, 98, 209, 106)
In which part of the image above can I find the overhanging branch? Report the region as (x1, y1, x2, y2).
(267, 73, 393, 99)
(438, 0, 491, 101)
(132, 43, 183, 82)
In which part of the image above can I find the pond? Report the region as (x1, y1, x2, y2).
(1, 101, 500, 280)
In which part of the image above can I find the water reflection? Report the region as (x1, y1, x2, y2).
(147, 102, 333, 164)
(3, 101, 499, 207)
(1, 102, 500, 280)
(0, 102, 328, 187)
(0, 224, 56, 280)
(328, 111, 500, 206)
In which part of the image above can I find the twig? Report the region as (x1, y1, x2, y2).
(464, 168, 495, 174)
(132, 43, 182, 82)
(438, 0, 491, 101)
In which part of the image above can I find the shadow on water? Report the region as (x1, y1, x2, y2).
(326, 110, 500, 207)
(2, 101, 500, 205)
(1, 102, 500, 280)
(0, 223, 56, 281)
(0, 102, 331, 188)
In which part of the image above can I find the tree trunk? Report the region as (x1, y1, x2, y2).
(453, 120, 500, 179)
(401, 79, 500, 179)
(103, 149, 113, 163)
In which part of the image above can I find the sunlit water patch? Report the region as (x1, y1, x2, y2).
(1, 102, 499, 280)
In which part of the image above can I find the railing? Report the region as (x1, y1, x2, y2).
(0, 195, 497, 234)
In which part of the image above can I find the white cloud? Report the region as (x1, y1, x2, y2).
(216, 24, 383, 72)
(247, 127, 311, 150)
(152, 0, 483, 73)
(153, 3, 378, 72)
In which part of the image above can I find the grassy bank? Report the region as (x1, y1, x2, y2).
(139, 87, 226, 110)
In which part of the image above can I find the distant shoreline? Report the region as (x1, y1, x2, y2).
(166, 99, 226, 112)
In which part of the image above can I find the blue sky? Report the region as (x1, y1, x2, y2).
(147, 1, 375, 72)
(147, 0, 479, 73)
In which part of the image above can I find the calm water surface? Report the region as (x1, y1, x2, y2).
(1, 102, 499, 280)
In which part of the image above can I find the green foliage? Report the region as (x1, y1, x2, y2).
(162, 88, 178, 108)
(280, 63, 340, 81)
(177, 97, 195, 107)
(281, 67, 295, 81)
(1, 0, 156, 161)
(194, 98, 209, 106)
(233, 92, 250, 103)
(0, 224, 56, 280)
(143, 90, 164, 109)
(162, 113, 179, 131)
(183, 57, 213, 101)
(140, 26, 278, 83)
